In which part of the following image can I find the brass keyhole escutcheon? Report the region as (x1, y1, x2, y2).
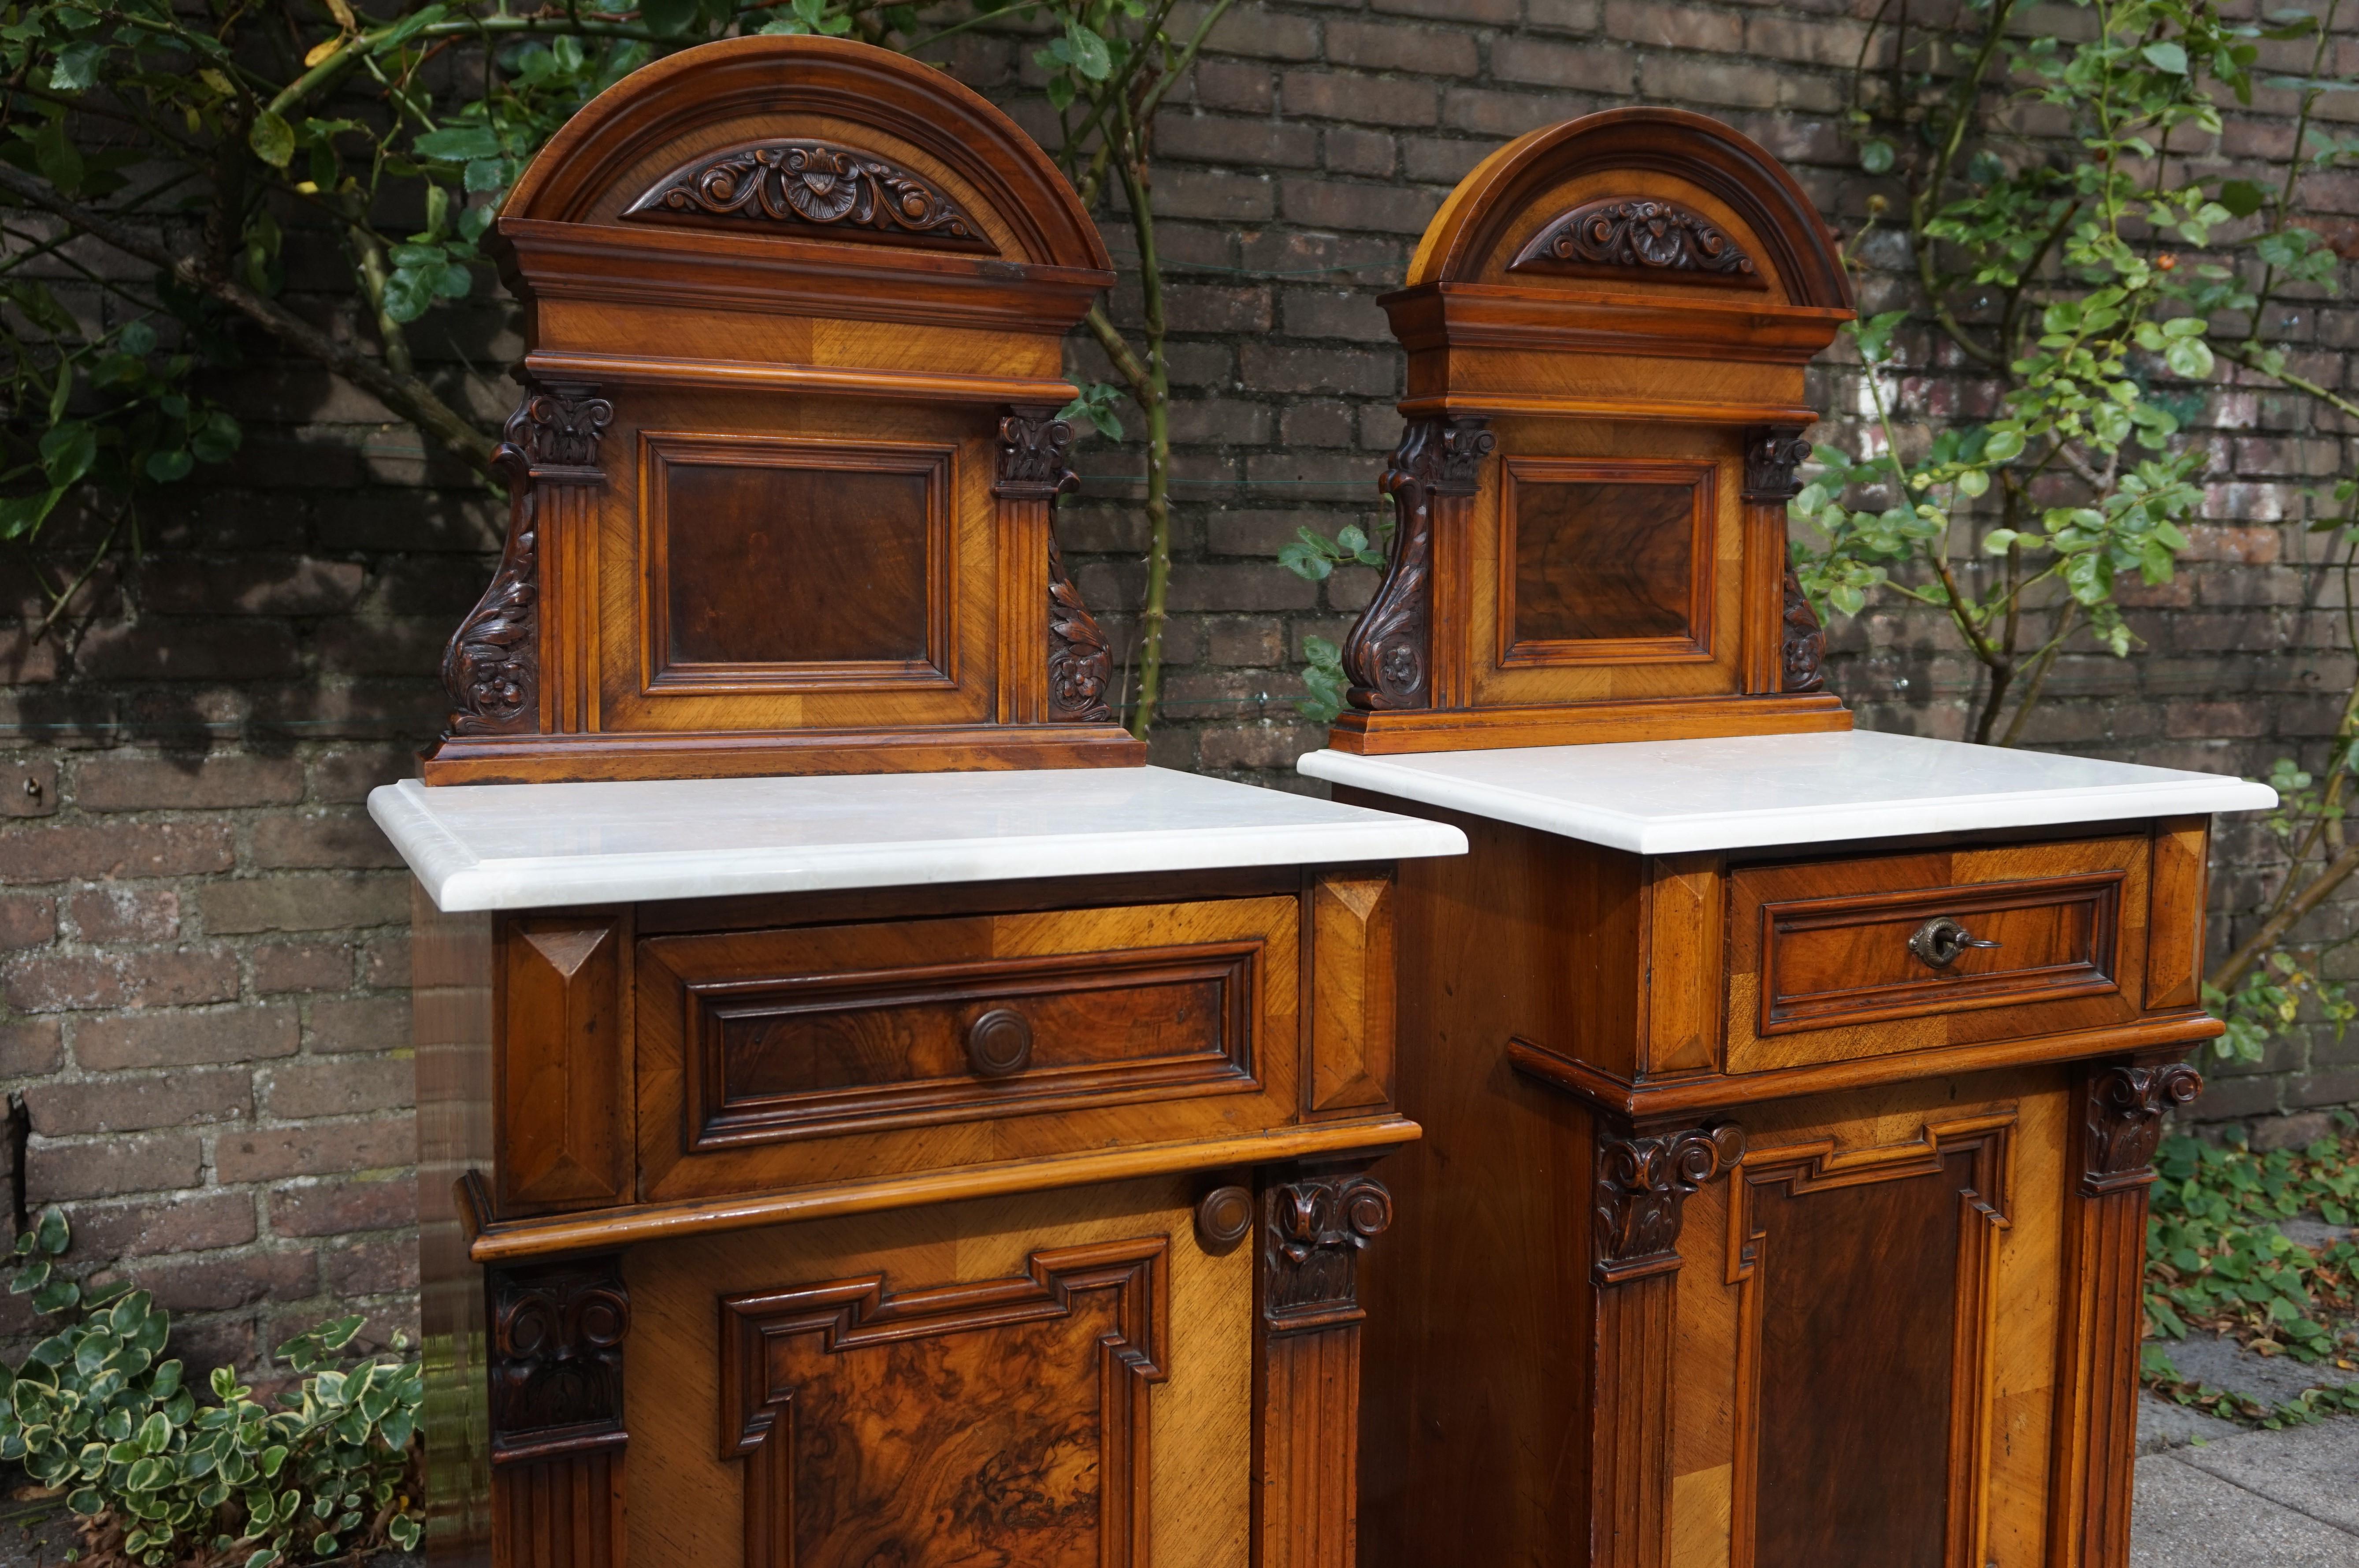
(1909, 916, 2002, 970)
(967, 1008, 1033, 1078)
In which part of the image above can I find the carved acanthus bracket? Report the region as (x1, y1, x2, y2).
(1741, 425, 1813, 503)
(1594, 1122, 1745, 1283)
(440, 381, 612, 738)
(2082, 1061, 2203, 1196)
(487, 1254, 631, 1464)
(1047, 536, 1114, 724)
(1261, 1172, 1393, 1334)
(994, 408, 1079, 501)
(622, 140, 992, 252)
(1509, 197, 1764, 287)
(997, 407, 1116, 725)
(1780, 567, 1827, 694)
(1344, 416, 1492, 711)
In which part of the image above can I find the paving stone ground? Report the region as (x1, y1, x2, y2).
(2134, 1330, 2359, 1567)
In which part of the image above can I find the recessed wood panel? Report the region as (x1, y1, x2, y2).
(1734, 1117, 2009, 1568)
(725, 1237, 1164, 1568)
(1500, 457, 1715, 667)
(640, 432, 953, 692)
(1751, 1155, 1963, 1568)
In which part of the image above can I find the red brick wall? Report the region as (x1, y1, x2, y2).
(5, 0, 2350, 1364)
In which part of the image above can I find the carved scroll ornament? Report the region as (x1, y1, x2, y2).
(1263, 1173, 1394, 1332)
(487, 1254, 631, 1461)
(1344, 416, 1493, 710)
(624, 141, 991, 251)
(2083, 1061, 2203, 1195)
(1510, 197, 1763, 286)
(994, 409, 1116, 725)
(440, 382, 612, 738)
(1594, 1122, 1745, 1282)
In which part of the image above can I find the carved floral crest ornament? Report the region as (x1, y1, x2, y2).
(1510, 197, 1762, 285)
(624, 140, 990, 250)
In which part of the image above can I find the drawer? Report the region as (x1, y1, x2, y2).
(635, 897, 1305, 1201)
(1724, 835, 2150, 1073)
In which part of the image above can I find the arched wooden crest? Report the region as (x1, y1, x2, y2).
(1333, 108, 1857, 755)
(427, 35, 1134, 784)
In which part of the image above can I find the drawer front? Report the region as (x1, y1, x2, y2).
(1726, 835, 2150, 1072)
(637, 897, 1302, 1200)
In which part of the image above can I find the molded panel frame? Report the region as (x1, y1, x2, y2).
(636, 429, 957, 696)
(1496, 455, 1718, 669)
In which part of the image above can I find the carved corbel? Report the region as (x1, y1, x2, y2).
(440, 381, 612, 738)
(486, 1253, 631, 1463)
(1593, 1121, 1745, 1284)
(1344, 416, 1493, 710)
(996, 407, 1115, 724)
(2081, 1061, 2203, 1196)
(1741, 424, 1827, 696)
(1260, 1170, 1394, 1333)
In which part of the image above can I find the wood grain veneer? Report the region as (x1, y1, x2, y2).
(416, 34, 1416, 1568)
(1350, 789, 2211, 1568)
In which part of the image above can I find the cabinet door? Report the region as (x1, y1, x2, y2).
(1668, 1071, 2068, 1568)
(622, 1178, 1254, 1568)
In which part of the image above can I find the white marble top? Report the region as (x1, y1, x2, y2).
(370, 767, 1467, 912)
(1297, 729, 2277, 855)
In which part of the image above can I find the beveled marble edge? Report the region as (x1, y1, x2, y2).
(1297, 735, 2277, 856)
(368, 771, 1467, 912)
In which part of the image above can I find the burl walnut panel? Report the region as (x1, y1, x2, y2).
(724, 1237, 1165, 1568)
(620, 1177, 1254, 1568)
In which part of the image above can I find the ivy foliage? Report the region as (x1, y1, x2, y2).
(2144, 1124, 2359, 1366)
(0, 1211, 424, 1567)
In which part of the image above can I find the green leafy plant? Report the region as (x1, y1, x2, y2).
(1277, 520, 1387, 722)
(1807, 0, 2259, 746)
(2144, 1124, 2359, 1365)
(1, 1211, 424, 1567)
(1, 0, 1222, 736)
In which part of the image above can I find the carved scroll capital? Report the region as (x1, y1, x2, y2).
(1343, 416, 1493, 711)
(1594, 1122, 1744, 1283)
(487, 1254, 630, 1464)
(1262, 1172, 1393, 1334)
(2083, 1062, 2203, 1195)
(623, 139, 991, 252)
(995, 408, 1080, 500)
(511, 380, 613, 482)
(1510, 197, 1763, 287)
(1742, 425, 1814, 502)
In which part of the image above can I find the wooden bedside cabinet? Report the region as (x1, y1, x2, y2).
(372, 35, 1466, 1568)
(1296, 108, 2275, 1568)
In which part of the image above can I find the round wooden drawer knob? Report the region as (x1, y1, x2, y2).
(967, 1008, 1033, 1078)
(1194, 1186, 1255, 1254)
